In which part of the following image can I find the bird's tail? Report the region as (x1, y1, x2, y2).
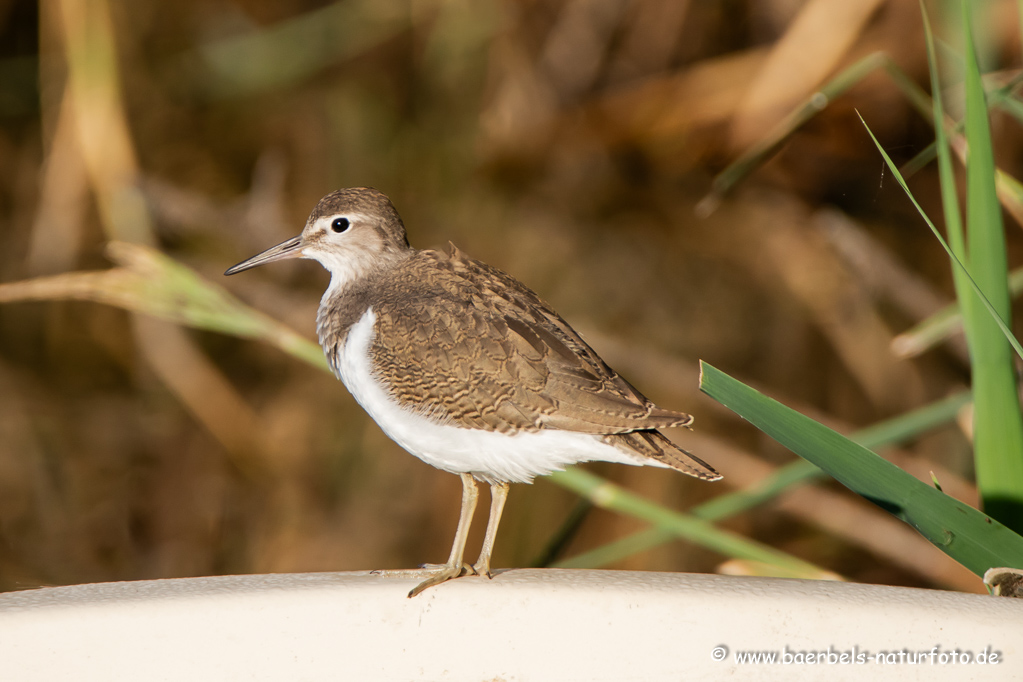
(606, 430, 721, 481)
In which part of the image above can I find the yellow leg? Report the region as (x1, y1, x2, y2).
(473, 482, 510, 578)
(408, 473, 478, 598)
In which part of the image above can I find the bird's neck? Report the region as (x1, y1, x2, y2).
(315, 250, 410, 375)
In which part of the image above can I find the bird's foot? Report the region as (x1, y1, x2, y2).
(472, 557, 493, 579)
(419, 562, 477, 575)
(369, 568, 437, 578)
(407, 562, 475, 598)
(369, 563, 475, 578)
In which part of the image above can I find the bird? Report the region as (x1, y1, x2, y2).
(225, 187, 720, 597)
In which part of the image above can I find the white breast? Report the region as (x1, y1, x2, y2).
(334, 308, 653, 484)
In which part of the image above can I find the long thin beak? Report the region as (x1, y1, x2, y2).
(224, 236, 303, 275)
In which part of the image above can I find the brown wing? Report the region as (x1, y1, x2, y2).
(605, 431, 720, 480)
(369, 246, 695, 435)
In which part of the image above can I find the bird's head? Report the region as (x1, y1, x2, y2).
(225, 187, 411, 291)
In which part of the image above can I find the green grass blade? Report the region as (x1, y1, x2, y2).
(895, 0, 972, 369)
(0, 242, 328, 371)
(893, 265, 1023, 358)
(992, 89, 1023, 125)
(547, 467, 836, 580)
(853, 390, 973, 448)
(699, 361, 1023, 576)
(994, 168, 1023, 227)
(181, 0, 413, 98)
(959, 0, 1023, 530)
(1019, 0, 1023, 62)
(858, 116, 1023, 363)
(703, 53, 937, 212)
(702, 52, 889, 209)
(555, 527, 666, 569)
(922, 2, 966, 262)
(557, 390, 971, 568)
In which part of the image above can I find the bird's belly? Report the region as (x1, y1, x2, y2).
(332, 308, 646, 484)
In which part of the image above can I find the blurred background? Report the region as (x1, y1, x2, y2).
(0, 0, 1020, 594)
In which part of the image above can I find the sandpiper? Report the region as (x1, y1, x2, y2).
(226, 187, 720, 597)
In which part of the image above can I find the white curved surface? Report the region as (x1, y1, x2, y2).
(0, 570, 1019, 681)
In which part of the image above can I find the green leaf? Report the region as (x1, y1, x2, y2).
(556, 390, 971, 569)
(958, 0, 1023, 531)
(699, 361, 1023, 577)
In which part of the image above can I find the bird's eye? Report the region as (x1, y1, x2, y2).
(331, 217, 350, 233)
